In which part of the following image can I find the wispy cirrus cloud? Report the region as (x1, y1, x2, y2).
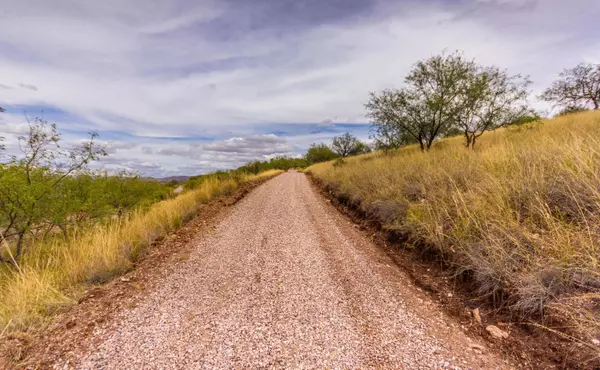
(0, 0, 598, 175)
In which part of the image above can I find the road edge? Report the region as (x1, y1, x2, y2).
(305, 171, 591, 370)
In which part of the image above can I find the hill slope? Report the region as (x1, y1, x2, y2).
(308, 111, 600, 362)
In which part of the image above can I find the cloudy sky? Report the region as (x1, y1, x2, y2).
(1, 0, 598, 176)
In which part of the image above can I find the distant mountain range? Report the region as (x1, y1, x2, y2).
(153, 176, 190, 183)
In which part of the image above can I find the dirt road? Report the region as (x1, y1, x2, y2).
(72, 172, 509, 369)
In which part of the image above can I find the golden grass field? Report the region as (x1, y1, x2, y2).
(0, 170, 281, 333)
(309, 111, 600, 349)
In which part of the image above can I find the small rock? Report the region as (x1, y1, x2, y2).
(447, 292, 453, 298)
(469, 343, 485, 352)
(120, 277, 131, 282)
(592, 339, 600, 346)
(486, 325, 509, 339)
(472, 308, 482, 325)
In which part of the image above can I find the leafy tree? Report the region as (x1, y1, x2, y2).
(366, 52, 474, 151)
(0, 117, 106, 264)
(331, 133, 368, 157)
(541, 63, 600, 111)
(456, 66, 533, 148)
(305, 143, 338, 163)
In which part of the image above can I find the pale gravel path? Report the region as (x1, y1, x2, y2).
(71, 172, 511, 369)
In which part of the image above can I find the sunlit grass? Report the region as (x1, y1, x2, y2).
(309, 111, 600, 345)
(0, 170, 282, 333)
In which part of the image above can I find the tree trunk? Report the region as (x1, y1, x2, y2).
(0, 231, 25, 268)
(14, 231, 25, 261)
(464, 132, 472, 148)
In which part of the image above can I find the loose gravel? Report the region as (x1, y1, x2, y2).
(70, 171, 511, 369)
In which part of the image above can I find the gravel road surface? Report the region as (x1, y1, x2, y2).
(74, 171, 510, 369)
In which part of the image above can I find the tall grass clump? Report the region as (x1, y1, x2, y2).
(0, 170, 281, 332)
(309, 111, 600, 343)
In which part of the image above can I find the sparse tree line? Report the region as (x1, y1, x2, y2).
(366, 52, 600, 151)
(233, 132, 372, 171)
(236, 156, 310, 175)
(302, 53, 599, 157)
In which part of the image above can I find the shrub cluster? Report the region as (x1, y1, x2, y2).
(0, 119, 175, 265)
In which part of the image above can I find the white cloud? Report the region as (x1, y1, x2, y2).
(204, 134, 292, 155)
(1, 1, 597, 130)
(84, 134, 296, 177)
(0, 0, 598, 175)
(104, 141, 137, 154)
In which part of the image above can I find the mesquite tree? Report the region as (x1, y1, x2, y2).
(331, 133, 368, 157)
(366, 52, 474, 151)
(0, 117, 106, 265)
(456, 66, 533, 148)
(367, 52, 535, 150)
(541, 63, 600, 111)
(305, 143, 339, 163)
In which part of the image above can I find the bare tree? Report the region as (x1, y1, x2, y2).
(457, 66, 533, 148)
(541, 63, 600, 111)
(366, 52, 474, 151)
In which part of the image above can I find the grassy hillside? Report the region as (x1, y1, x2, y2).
(308, 111, 600, 348)
(0, 170, 281, 332)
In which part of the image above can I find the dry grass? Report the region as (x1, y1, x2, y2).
(0, 170, 281, 333)
(309, 111, 600, 347)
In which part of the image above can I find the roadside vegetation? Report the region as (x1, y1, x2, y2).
(235, 156, 310, 175)
(309, 54, 600, 355)
(0, 116, 282, 332)
(310, 110, 600, 355)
